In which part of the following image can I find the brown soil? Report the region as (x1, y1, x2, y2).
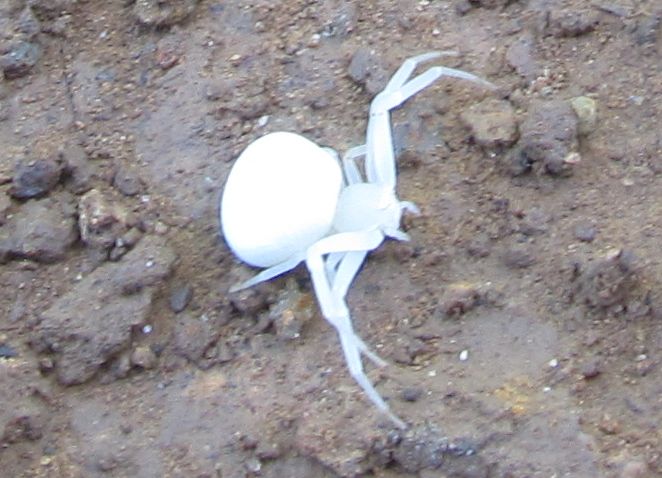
(1, 1, 660, 477)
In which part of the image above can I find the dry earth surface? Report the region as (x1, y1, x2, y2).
(0, 0, 661, 477)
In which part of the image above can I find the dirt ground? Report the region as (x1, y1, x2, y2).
(1, 0, 661, 477)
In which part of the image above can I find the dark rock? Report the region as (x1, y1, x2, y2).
(581, 360, 601, 379)
(0, 41, 41, 79)
(455, 0, 474, 16)
(2, 414, 44, 443)
(550, 9, 599, 37)
(348, 47, 389, 95)
(169, 283, 193, 313)
(401, 387, 423, 402)
(134, 0, 199, 27)
(255, 441, 283, 461)
(0, 196, 77, 263)
(466, 234, 492, 258)
(230, 287, 270, 316)
(439, 283, 480, 316)
(574, 249, 638, 309)
(460, 98, 519, 150)
(10, 157, 63, 199)
(393, 425, 448, 472)
(0, 343, 18, 358)
(31, 236, 176, 385)
(113, 165, 144, 196)
(508, 100, 579, 176)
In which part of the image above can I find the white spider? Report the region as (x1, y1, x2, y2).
(220, 52, 494, 428)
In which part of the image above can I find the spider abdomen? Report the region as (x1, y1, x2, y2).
(221, 132, 343, 268)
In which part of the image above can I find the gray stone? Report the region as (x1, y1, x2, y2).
(509, 100, 579, 176)
(113, 166, 144, 197)
(169, 283, 192, 313)
(10, 157, 62, 199)
(0, 41, 41, 80)
(0, 196, 77, 263)
(31, 236, 176, 385)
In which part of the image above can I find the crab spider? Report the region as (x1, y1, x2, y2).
(221, 52, 494, 428)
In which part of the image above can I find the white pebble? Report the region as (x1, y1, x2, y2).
(257, 115, 269, 127)
(142, 324, 153, 334)
(459, 349, 469, 361)
(548, 358, 559, 368)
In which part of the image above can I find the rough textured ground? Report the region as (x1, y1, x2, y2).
(1, 1, 661, 477)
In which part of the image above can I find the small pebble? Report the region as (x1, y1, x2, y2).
(598, 414, 620, 435)
(459, 349, 469, 361)
(570, 96, 598, 136)
(38, 357, 54, 373)
(255, 442, 282, 461)
(169, 284, 193, 313)
(1, 41, 41, 79)
(401, 387, 423, 402)
(574, 222, 597, 242)
(581, 360, 601, 379)
(113, 166, 144, 196)
(244, 457, 262, 474)
(0, 343, 18, 358)
(439, 282, 480, 316)
(130, 345, 157, 369)
(454, 0, 473, 15)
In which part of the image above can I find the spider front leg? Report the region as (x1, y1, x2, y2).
(306, 230, 406, 428)
(365, 52, 496, 189)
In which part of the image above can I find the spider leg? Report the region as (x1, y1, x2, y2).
(331, 250, 387, 368)
(306, 231, 406, 428)
(384, 51, 457, 92)
(229, 253, 304, 292)
(342, 145, 367, 185)
(365, 54, 495, 188)
(400, 200, 420, 215)
(325, 251, 345, 284)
